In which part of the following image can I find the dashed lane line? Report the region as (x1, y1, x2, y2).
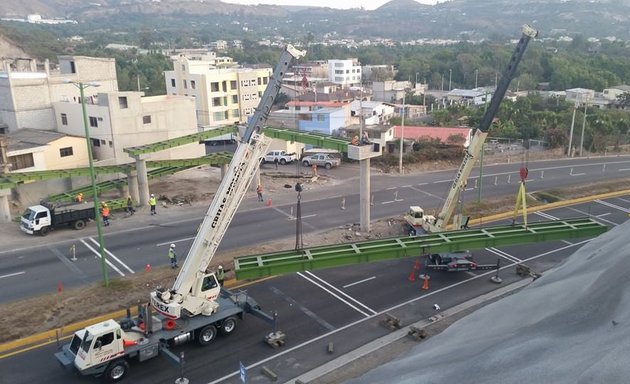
(304, 271, 377, 315)
(297, 272, 372, 317)
(80, 239, 125, 277)
(87, 238, 135, 274)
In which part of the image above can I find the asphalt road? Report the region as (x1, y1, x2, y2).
(2, 195, 629, 383)
(2, 155, 630, 304)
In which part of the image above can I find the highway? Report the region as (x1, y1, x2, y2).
(1, 155, 630, 383)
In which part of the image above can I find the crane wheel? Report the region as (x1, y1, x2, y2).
(220, 316, 238, 335)
(197, 325, 217, 345)
(104, 359, 129, 382)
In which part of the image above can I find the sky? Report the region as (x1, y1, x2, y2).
(222, 0, 441, 10)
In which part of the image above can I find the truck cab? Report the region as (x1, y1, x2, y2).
(404, 206, 436, 235)
(20, 205, 51, 235)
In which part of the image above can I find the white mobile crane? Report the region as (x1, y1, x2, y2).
(405, 24, 538, 235)
(55, 45, 305, 382)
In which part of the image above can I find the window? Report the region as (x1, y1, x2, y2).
(183, 80, 187, 89)
(181, 64, 185, 71)
(8, 153, 34, 170)
(230, 80, 237, 90)
(61, 113, 68, 125)
(317, 114, 325, 122)
(212, 111, 225, 121)
(95, 333, 114, 349)
(108, 141, 113, 148)
(201, 276, 218, 291)
(231, 95, 238, 104)
(232, 109, 240, 118)
(191, 80, 196, 89)
(100, 139, 106, 145)
(263, 77, 268, 85)
(211, 82, 219, 92)
(258, 77, 262, 85)
(212, 97, 222, 106)
(222, 81, 227, 92)
(143, 115, 151, 124)
(335, 70, 343, 75)
(171, 79, 176, 87)
(118, 97, 128, 109)
(59, 147, 73, 157)
(89, 117, 98, 127)
(92, 138, 100, 147)
(69, 61, 76, 73)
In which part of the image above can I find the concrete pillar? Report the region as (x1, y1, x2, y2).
(0, 189, 12, 223)
(359, 158, 371, 232)
(220, 163, 228, 179)
(127, 169, 139, 203)
(135, 157, 149, 206)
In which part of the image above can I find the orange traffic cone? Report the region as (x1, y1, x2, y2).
(123, 339, 137, 348)
(57, 281, 63, 293)
(145, 263, 151, 273)
(267, 198, 272, 207)
(414, 259, 421, 270)
(421, 275, 430, 290)
(408, 269, 416, 282)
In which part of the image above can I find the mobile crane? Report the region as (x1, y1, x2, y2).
(405, 24, 539, 235)
(54, 44, 306, 382)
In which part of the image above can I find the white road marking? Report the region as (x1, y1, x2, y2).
(417, 182, 428, 186)
(616, 197, 630, 204)
(561, 240, 574, 245)
(156, 237, 195, 247)
(207, 239, 595, 384)
(408, 186, 445, 200)
(535, 211, 559, 220)
(87, 238, 135, 274)
(594, 199, 630, 213)
(386, 187, 397, 190)
(381, 200, 398, 205)
(80, 239, 125, 277)
(0, 271, 25, 280)
(343, 276, 376, 288)
(486, 247, 522, 263)
(567, 207, 619, 226)
(619, 168, 630, 172)
(304, 271, 377, 315)
(297, 272, 374, 317)
(570, 172, 585, 176)
(597, 213, 612, 218)
(401, 185, 412, 188)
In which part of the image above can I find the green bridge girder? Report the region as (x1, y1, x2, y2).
(124, 126, 237, 157)
(264, 127, 350, 153)
(234, 218, 608, 280)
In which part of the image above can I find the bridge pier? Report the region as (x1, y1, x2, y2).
(135, 156, 150, 206)
(360, 158, 371, 232)
(127, 169, 139, 203)
(220, 163, 228, 179)
(0, 188, 11, 223)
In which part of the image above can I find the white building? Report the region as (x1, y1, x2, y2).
(328, 59, 362, 88)
(371, 80, 412, 103)
(165, 55, 272, 127)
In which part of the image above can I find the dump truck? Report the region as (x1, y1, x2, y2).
(20, 201, 96, 236)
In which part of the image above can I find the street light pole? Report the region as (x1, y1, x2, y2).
(579, 100, 588, 157)
(475, 69, 478, 89)
(399, 91, 406, 174)
(449, 69, 452, 91)
(75, 81, 109, 286)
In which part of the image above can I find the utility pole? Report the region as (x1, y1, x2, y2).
(568, 98, 579, 157)
(579, 100, 588, 157)
(399, 91, 406, 174)
(449, 68, 452, 91)
(475, 69, 478, 89)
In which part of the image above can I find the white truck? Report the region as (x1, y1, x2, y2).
(263, 150, 297, 165)
(405, 25, 538, 235)
(54, 44, 306, 382)
(20, 201, 96, 236)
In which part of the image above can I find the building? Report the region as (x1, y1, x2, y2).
(328, 59, 362, 88)
(349, 100, 395, 125)
(371, 80, 412, 103)
(268, 105, 351, 136)
(53, 92, 202, 165)
(165, 55, 272, 127)
(5, 128, 88, 172)
(0, 56, 118, 133)
(446, 88, 492, 106)
(393, 126, 472, 147)
(602, 85, 630, 101)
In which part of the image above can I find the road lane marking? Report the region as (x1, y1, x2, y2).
(408, 186, 445, 200)
(304, 271, 377, 315)
(567, 207, 619, 226)
(616, 197, 630, 203)
(49, 246, 88, 280)
(561, 240, 574, 245)
(297, 272, 372, 317)
(269, 286, 335, 332)
(208, 239, 595, 384)
(535, 211, 559, 220)
(0, 271, 25, 280)
(594, 199, 630, 213)
(80, 239, 125, 277)
(619, 168, 630, 172)
(88, 238, 134, 274)
(342, 276, 376, 288)
(486, 247, 522, 263)
(156, 237, 195, 247)
(381, 200, 398, 205)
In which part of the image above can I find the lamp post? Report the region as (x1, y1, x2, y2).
(399, 91, 406, 174)
(67, 80, 109, 286)
(475, 69, 478, 89)
(448, 68, 452, 91)
(579, 100, 588, 157)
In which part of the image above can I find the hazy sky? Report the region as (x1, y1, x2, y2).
(222, 0, 441, 10)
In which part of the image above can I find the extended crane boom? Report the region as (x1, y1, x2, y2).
(406, 25, 538, 234)
(151, 45, 305, 319)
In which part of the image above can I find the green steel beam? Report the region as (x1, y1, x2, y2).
(265, 127, 350, 153)
(124, 126, 238, 157)
(234, 217, 608, 280)
(146, 153, 233, 168)
(5, 165, 132, 184)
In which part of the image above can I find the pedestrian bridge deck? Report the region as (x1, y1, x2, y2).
(234, 217, 608, 280)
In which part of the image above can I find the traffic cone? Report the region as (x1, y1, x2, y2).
(145, 264, 151, 273)
(421, 275, 430, 290)
(414, 259, 421, 270)
(267, 198, 272, 207)
(408, 269, 416, 282)
(57, 281, 63, 293)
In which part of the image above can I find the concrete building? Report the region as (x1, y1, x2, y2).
(349, 100, 395, 125)
(53, 92, 202, 165)
(372, 80, 412, 103)
(447, 88, 492, 106)
(0, 56, 118, 133)
(602, 85, 630, 101)
(5, 128, 89, 172)
(165, 55, 272, 127)
(268, 105, 350, 136)
(328, 59, 362, 88)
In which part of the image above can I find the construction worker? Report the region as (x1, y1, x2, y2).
(256, 185, 263, 202)
(433, 303, 441, 312)
(217, 265, 225, 286)
(351, 135, 359, 145)
(168, 244, 177, 268)
(101, 203, 110, 226)
(149, 193, 157, 215)
(75, 192, 83, 203)
(126, 196, 135, 216)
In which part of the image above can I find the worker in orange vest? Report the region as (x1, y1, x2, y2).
(256, 185, 264, 202)
(101, 203, 110, 226)
(75, 192, 83, 203)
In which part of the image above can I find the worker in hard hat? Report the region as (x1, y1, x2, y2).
(217, 265, 225, 286)
(101, 203, 110, 226)
(168, 243, 177, 269)
(75, 192, 84, 203)
(149, 193, 157, 215)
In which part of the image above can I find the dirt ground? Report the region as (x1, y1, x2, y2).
(2, 149, 630, 344)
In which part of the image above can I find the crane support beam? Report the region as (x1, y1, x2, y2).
(234, 217, 607, 280)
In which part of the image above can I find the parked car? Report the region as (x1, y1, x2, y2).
(301, 153, 341, 169)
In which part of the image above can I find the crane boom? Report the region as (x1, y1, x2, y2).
(151, 45, 305, 319)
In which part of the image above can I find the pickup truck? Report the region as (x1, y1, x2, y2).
(301, 153, 341, 169)
(263, 150, 297, 165)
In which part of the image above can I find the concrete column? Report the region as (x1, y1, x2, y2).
(127, 169, 139, 203)
(135, 157, 149, 206)
(220, 163, 228, 179)
(0, 189, 11, 223)
(359, 158, 371, 232)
